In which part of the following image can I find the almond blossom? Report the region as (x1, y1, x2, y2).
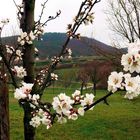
(121, 53, 140, 73)
(14, 83, 33, 100)
(51, 73, 58, 80)
(108, 41, 140, 99)
(18, 31, 35, 46)
(78, 107, 85, 116)
(80, 93, 95, 109)
(124, 75, 140, 93)
(30, 116, 41, 128)
(30, 109, 52, 129)
(14, 88, 27, 100)
(72, 90, 81, 102)
(121, 41, 140, 73)
(6, 45, 14, 54)
(13, 66, 27, 78)
(52, 93, 74, 116)
(107, 71, 123, 93)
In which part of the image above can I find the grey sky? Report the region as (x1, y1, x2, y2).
(0, 0, 111, 45)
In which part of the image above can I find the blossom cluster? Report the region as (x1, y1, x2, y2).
(52, 91, 94, 124)
(66, 48, 72, 59)
(28, 90, 95, 129)
(83, 13, 94, 25)
(13, 66, 27, 78)
(34, 24, 44, 37)
(51, 73, 58, 81)
(51, 56, 61, 64)
(18, 31, 35, 46)
(121, 41, 140, 73)
(6, 45, 14, 54)
(5, 45, 23, 61)
(14, 82, 41, 108)
(108, 40, 140, 99)
(108, 72, 140, 99)
(30, 109, 52, 129)
(14, 82, 33, 100)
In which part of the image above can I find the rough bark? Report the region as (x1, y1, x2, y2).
(0, 64, 9, 140)
(21, 0, 36, 140)
(23, 103, 35, 140)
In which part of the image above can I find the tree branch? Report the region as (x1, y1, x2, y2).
(84, 92, 113, 111)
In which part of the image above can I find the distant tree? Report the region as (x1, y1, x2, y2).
(77, 69, 90, 94)
(106, 0, 140, 43)
(78, 61, 114, 94)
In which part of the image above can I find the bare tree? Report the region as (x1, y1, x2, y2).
(78, 61, 113, 95)
(77, 69, 90, 94)
(106, 0, 140, 43)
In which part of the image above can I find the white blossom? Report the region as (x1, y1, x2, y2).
(32, 94, 40, 101)
(68, 113, 78, 120)
(34, 24, 44, 36)
(18, 31, 35, 46)
(35, 47, 39, 53)
(81, 93, 94, 109)
(21, 82, 33, 95)
(57, 116, 67, 124)
(121, 41, 140, 73)
(127, 40, 140, 54)
(72, 90, 81, 98)
(30, 109, 52, 129)
(30, 116, 41, 128)
(67, 48, 72, 56)
(14, 83, 33, 100)
(124, 76, 140, 93)
(13, 66, 27, 78)
(124, 92, 139, 100)
(123, 75, 140, 99)
(78, 107, 85, 116)
(107, 71, 123, 93)
(16, 50, 22, 56)
(51, 73, 58, 80)
(6, 45, 14, 54)
(52, 93, 74, 116)
(14, 88, 27, 100)
(29, 31, 35, 40)
(72, 90, 82, 102)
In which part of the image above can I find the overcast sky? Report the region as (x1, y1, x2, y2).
(0, 0, 111, 45)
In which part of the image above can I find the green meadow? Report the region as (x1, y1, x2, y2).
(10, 88, 140, 140)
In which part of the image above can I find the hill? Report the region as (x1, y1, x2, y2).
(36, 32, 122, 59)
(2, 32, 125, 59)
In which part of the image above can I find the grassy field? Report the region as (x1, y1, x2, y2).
(9, 88, 140, 140)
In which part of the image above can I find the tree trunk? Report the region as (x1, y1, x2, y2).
(21, 1, 36, 140)
(0, 64, 9, 140)
(93, 83, 96, 96)
(23, 103, 35, 140)
(80, 82, 84, 95)
(0, 83, 9, 140)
